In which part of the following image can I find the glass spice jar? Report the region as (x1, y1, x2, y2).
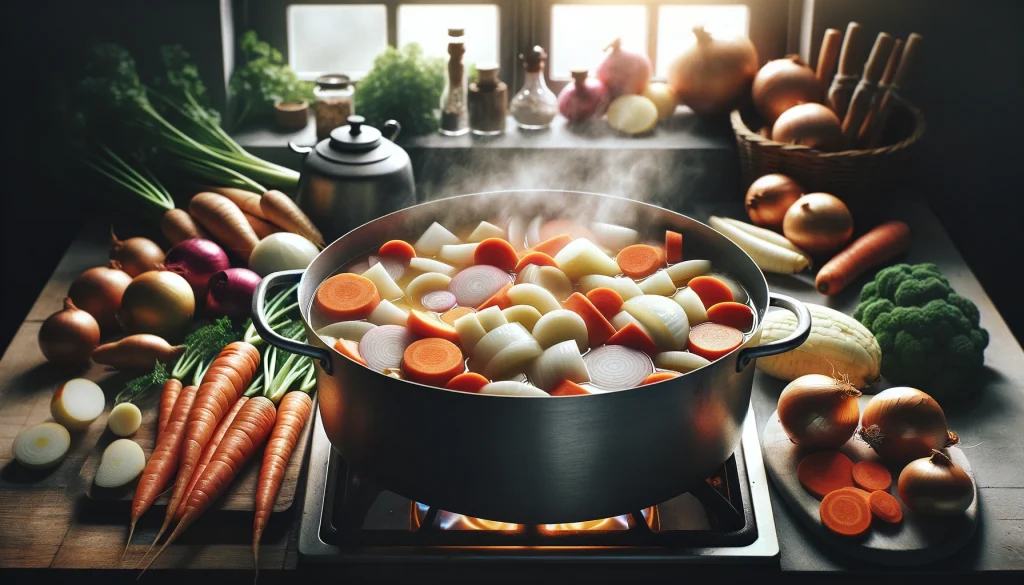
(468, 64, 508, 136)
(439, 28, 469, 136)
(314, 74, 354, 142)
(510, 45, 558, 131)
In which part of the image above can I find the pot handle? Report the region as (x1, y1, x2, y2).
(288, 141, 313, 155)
(383, 120, 401, 141)
(251, 269, 333, 375)
(735, 293, 811, 372)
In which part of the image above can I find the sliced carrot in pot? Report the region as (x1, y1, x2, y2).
(379, 240, 416, 261)
(529, 234, 573, 257)
(641, 371, 681, 385)
(445, 372, 489, 393)
(616, 244, 664, 279)
(687, 322, 743, 360)
(665, 230, 683, 264)
(607, 322, 659, 356)
(402, 338, 465, 387)
(514, 251, 557, 272)
(315, 273, 381, 321)
(550, 379, 591, 396)
(687, 276, 734, 309)
(706, 302, 754, 331)
(586, 287, 624, 320)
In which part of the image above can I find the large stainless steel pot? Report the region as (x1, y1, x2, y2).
(252, 190, 810, 524)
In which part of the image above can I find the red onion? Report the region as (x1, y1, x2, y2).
(596, 38, 652, 97)
(359, 325, 415, 372)
(205, 268, 262, 319)
(558, 69, 610, 122)
(163, 238, 230, 301)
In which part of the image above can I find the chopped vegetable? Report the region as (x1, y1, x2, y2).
(502, 305, 543, 332)
(687, 276, 734, 309)
(473, 323, 533, 367)
(406, 272, 452, 309)
(586, 287, 624, 319)
(467, 221, 505, 242)
(820, 487, 872, 537)
(367, 299, 407, 328)
(617, 244, 664, 279)
(554, 238, 621, 279)
(369, 255, 406, 282)
(445, 372, 490, 393)
(607, 322, 660, 355)
(51, 378, 105, 431)
(379, 240, 417, 261)
(526, 217, 543, 247)
(415, 222, 461, 256)
(108, 403, 143, 437)
(449, 265, 512, 307)
(672, 287, 709, 325)
(485, 338, 544, 380)
(188, 192, 261, 262)
(637, 270, 677, 296)
(654, 351, 711, 373)
(438, 243, 479, 266)
(530, 234, 573, 257)
(708, 216, 810, 274)
(797, 450, 854, 499)
(590, 222, 638, 251)
(334, 339, 368, 366)
(666, 259, 711, 286)
(95, 439, 146, 488)
(507, 216, 528, 251)
(314, 273, 381, 321)
(476, 306, 509, 331)
(440, 307, 474, 326)
(623, 295, 690, 351)
(516, 264, 573, 301)
(13, 422, 70, 470)
(318, 321, 377, 342)
(868, 490, 903, 524)
(408, 257, 457, 277)
(563, 293, 616, 347)
(665, 230, 683, 264)
(852, 460, 892, 492)
(584, 345, 653, 390)
(539, 219, 594, 243)
(507, 283, 562, 314)
(421, 291, 457, 312)
(550, 379, 591, 396)
(642, 371, 681, 385)
(359, 262, 404, 301)
(687, 323, 743, 360)
(577, 274, 643, 300)
(532, 309, 589, 351)
(477, 282, 513, 311)
(515, 251, 558, 272)
(709, 272, 749, 305)
(453, 312, 488, 351)
(480, 381, 550, 396)
(259, 190, 325, 249)
(706, 302, 754, 331)
(359, 325, 414, 372)
(402, 338, 465, 387)
(408, 309, 461, 344)
(475, 238, 519, 271)
(816, 221, 912, 296)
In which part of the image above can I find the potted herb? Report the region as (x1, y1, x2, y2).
(355, 44, 446, 138)
(229, 31, 314, 131)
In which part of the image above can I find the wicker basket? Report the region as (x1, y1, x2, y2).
(730, 101, 925, 215)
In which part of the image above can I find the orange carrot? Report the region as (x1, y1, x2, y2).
(642, 371, 681, 385)
(687, 323, 744, 360)
(816, 221, 911, 295)
(379, 240, 417, 261)
(706, 302, 755, 331)
(260, 190, 325, 248)
(585, 287, 624, 320)
(445, 372, 490, 393)
(161, 209, 209, 245)
(538, 219, 594, 243)
(608, 322, 660, 356)
(333, 339, 368, 366)
(820, 487, 872, 537)
(408, 310, 461, 344)
(254, 392, 313, 568)
(477, 282, 513, 311)
(550, 379, 591, 396)
(244, 211, 283, 239)
(530, 234, 573, 257)
(665, 230, 683, 264)
(514, 251, 557, 272)
(208, 186, 267, 219)
(142, 396, 278, 573)
(157, 379, 183, 440)
(868, 490, 903, 524)
(475, 238, 519, 271)
(687, 276, 734, 309)
(402, 338, 465, 387)
(174, 396, 249, 522)
(188, 192, 261, 261)
(797, 450, 854, 499)
(616, 244, 664, 279)
(440, 306, 474, 326)
(314, 273, 381, 321)
(563, 293, 616, 347)
(852, 460, 892, 492)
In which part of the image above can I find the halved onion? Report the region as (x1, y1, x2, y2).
(107, 402, 142, 437)
(13, 422, 70, 469)
(672, 287, 709, 325)
(51, 378, 106, 431)
(638, 270, 677, 296)
(368, 300, 409, 327)
(421, 291, 457, 312)
(655, 351, 711, 374)
(468, 220, 506, 242)
(507, 283, 561, 314)
(709, 272, 749, 305)
(95, 438, 146, 488)
(369, 255, 406, 282)
(480, 381, 550, 397)
(359, 324, 415, 372)
(474, 322, 533, 366)
(454, 312, 488, 350)
(449, 265, 512, 307)
(666, 259, 711, 286)
(623, 295, 691, 351)
(485, 338, 544, 379)
(319, 320, 377, 342)
(528, 339, 591, 391)
(438, 243, 479, 266)
(409, 257, 457, 277)
(406, 272, 452, 309)
(414, 222, 461, 256)
(591, 222, 638, 252)
(502, 304, 543, 332)
(584, 345, 653, 390)
(476, 306, 509, 331)
(502, 372, 530, 384)
(554, 238, 622, 279)
(361, 262, 404, 300)
(516, 264, 573, 301)
(507, 216, 528, 251)
(577, 274, 643, 300)
(532, 309, 589, 351)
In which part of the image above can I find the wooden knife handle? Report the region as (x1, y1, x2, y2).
(816, 29, 843, 90)
(842, 33, 894, 144)
(858, 38, 904, 143)
(879, 37, 905, 87)
(862, 33, 924, 148)
(827, 22, 864, 118)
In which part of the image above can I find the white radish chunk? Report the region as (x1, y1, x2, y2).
(666, 259, 711, 286)
(554, 238, 621, 279)
(51, 378, 105, 431)
(623, 295, 691, 351)
(709, 272, 749, 305)
(414, 222, 461, 256)
(672, 287, 708, 325)
(408, 257, 457, 277)
(406, 272, 452, 309)
(361, 262, 404, 300)
(655, 351, 712, 374)
(528, 339, 591, 391)
(474, 323, 533, 367)
(13, 422, 70, 469)
(502, 305, 543, 332)
(438, 243, 479, 266)
(516, 264, 573, 301)
(319, 321, 377, 342)
(476, 306, 509, 331)
(532, 309, 589, 351)
(584, 345, 652, 390)
(577, 274, 643, 300)
(480, 381, 550, 397)
(707, 216, 809, 274)
(360, 325, 415, 372)
(94, 438, 146, 488)
(506, 283, 561, 314)
(449, 265, 512, 307)
(107, 403, 142, 437)
(590, 222, 638, 252)
(369, 255, 405, 282)
(485, 339, 544, 380)
(637, 270, 677, 296)
(468, 220, 506, 242)
(368, 299, 410, 326)
(506, 216, 528, 251)
(454, 313, 487, 351)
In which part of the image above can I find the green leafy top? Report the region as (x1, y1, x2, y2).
(228, 31, 314, 129)
(151, 45, 221, 126)
(116, 361, 170, 404)
(171, 316, 241, 383)
(355, 44, 445, 138)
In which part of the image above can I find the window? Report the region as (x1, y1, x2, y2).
(549, 5, 647, 78)
(397, 5, 500, 68)
(655, 5, 749, 78)
(288, 5, 388, 79)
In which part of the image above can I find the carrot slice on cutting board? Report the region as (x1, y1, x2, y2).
(852, 460, 892, 492)
(563, 293, 616, 347)
(665, 230, 683, 264)
(379, 240, 417, 261)
(586, 287, 624, 320)
(616, 244, 664, 279)
(530, 234, 573, 257)
(550, 379, 591, 396)
(315, 273, 381, 321)
(687, 323, 743, 360)
(797, 450, 855, 499)
(868, 490, 903, 524)
(687, 276, 734, 309)
(445, 372, 490, 393)
(402, 338, 465, 387)
(820, 487, 872, 537)
(706, 302, 755, 331)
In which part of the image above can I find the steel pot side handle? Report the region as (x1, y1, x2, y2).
(252, 269, 334, 374)
(735, 293, 811, 372)
(383, 120, 401, 141)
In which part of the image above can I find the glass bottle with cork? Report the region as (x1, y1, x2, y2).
(468, 64, 507, 136)
(439, 28, 469, 136)
(510, 45, 558, 131)
(314, 74, 354, 141)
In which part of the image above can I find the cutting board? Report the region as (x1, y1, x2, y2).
(762, 395, 978, 567)
(78, 395, 314, 513)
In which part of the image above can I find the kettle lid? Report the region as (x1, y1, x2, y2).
(329, 115, 381, 152)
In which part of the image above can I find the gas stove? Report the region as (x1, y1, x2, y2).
(298, 403, 778, 565)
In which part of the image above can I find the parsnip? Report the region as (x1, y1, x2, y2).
(708, 216, 810, 274)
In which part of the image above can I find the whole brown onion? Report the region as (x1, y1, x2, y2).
(667, 26, 758, 116)
(38, 298, 100, 369)
(898, 450, 974, 515)
(752, 55, 821, 125)
(859, 387, 959, 466)
(117, 271, 195, 341)
(772, 103, 844, 151)
(109, 230, 165, 277)
(778, 374, 861, 449)
(745, 174, 803, 230)
(783, 193, 853, 257)
(68, 263, 133, 332)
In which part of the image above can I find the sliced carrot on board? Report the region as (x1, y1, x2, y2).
(616, 244, 664, 279)
(550, 379, 591, 396)
(687, 322, 744, 360)
(687, 276, 734, 309)
(868, 490, 903, 524)
(530, 234, 573, 257)
(607, 322, 660, 356)
(402, 338, 465, 387)
(315, 273, 381, 321)
(820, 487, 872, 537)
(642, 371, 681, 385)
(333, 339, 367, 366)
(586, 287, 624, 320)
(563, 293, 616, 347)
(477, 282, 513, 311)
(706, 302, 755, 331)
(445, 372, 490, 393)
(538, 219, 594, 243)
(379, 240, 416, 261)
(474, 238, 519, 272)
(852, 460, 892, 492)
(797, 450, 855, 499)
(665, 230, 683, 264)
(408, 309, 461, 344)
(514, 251, 558, 272)
(440, 306, 475, 326)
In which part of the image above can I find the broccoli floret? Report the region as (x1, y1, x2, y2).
(854, 263, 988, 403)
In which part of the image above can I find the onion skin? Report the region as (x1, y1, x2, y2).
(109, 230, 165, 277)
(772, 103, 844, 151)
(163, 238, 230, 302)
(117, 271, 196, 341)
(782, 193, 853, 257)
(778, 374, 861, 448)
(38, 298, 101, 369)
(667, 26, 758, 116)
(68, 263, 133, 332)
(898, 450, 974, 515)
(745, 174, 803, 230)
(752, 55, 821, 125)
(596, 38, 652, 98)
(859, 387, 959, 465)
(205, 268, 262, 319)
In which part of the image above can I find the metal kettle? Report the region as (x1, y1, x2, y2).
(290, 115, 416, 243)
